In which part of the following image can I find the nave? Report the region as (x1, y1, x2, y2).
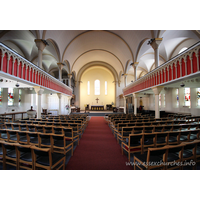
(66, 116, 133, 170)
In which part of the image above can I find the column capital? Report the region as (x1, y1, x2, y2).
(151, 86, 164, 95)
(133, 92, 140, 98)
(33, 86, 44, 95)
(150, 38, 163, 50)
(34, 39, 46, 51)
(57, 93, 62, 99)
(133, 62, 139, 68)
(57, 62, 64, 70)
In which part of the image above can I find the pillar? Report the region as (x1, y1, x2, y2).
(33, 86, 44, 119)
(123, 97, 126, 114)
(150, 38, 162, 68)
(114, 81, 117, 106)
(57, 63, 64, 81)
(34, 39, 46, 68)
(151, 86, 164, 118)
(133, 62, 139, 81)
(68, 74, 72, 87)
(133, 93, 139, 116)
(57, 93, 62, 115)
(124, 75, 127, 87)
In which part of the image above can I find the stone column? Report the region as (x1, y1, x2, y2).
(123, 97, 127, 114)
(68, 74, 72, 87)
(34, 39, 46, 68)
(133, 93, 139, 115)
(77, 81, 82, 107)
(151, 86, 164, 118)
(133, 62, 139, 81)
(123, 75, 127, 87)
(33, 86, 44, 119)
(150, 38, 162, 68)
(57, 63, 64, 81)
(57, 93, 62, 115)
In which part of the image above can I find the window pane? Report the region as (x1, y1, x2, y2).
(176, 89, 179, 107)
(105, 81, 107, 95)
(19, 89, 22, 105)
(95, 80, 100, 95)
(185, 88, 190, 107)
(88, 81, 90, 95)
(197, 88, 200, 106)
(8, 88, 14, 106)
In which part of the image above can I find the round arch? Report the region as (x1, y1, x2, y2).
(77, 61, 119, 83)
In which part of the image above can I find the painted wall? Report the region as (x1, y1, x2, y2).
(80, 66, 115, 110)
(0, 88, 71, 119)
(145, 87, 200, 116)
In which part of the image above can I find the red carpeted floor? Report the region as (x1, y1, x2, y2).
(65, 116, 133, 170)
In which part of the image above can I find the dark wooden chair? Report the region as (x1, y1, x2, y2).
(122, 133, 143, 162)
(134, 145, 167, 170)
(17, 144, 34, 170)
(32, 146, 65, 170)
(2, 141, 18, 170)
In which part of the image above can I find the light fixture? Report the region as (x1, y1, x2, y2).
(147, 38, 155, 45)
(15, 82, 19, 87)
(41, 39, 49, 46)
(180, 82, 185, 87)
(0, 79, 3, 82)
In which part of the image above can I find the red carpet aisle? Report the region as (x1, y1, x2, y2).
(66, 117, 133, 170)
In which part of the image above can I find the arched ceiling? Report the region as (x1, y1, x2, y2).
(0, 30, 200, 81)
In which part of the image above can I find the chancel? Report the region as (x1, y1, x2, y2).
(0, 30, 200, 171)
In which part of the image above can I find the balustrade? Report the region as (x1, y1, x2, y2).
(0, 43, 72, 96)
(123, 42, 200, 96)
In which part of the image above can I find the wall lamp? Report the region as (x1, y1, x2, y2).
(41, 39, 49, 46)
(147, 38, 155, 45)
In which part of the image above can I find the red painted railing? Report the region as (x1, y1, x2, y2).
(0, 43, 72, 96)
(123, 42, 200, 96)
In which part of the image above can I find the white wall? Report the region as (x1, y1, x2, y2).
(144, 87, 200, 116)
(0, 88, 71, 118)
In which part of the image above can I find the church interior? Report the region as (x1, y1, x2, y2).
(0, 1, 200, 199)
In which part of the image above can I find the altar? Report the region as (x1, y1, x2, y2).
(91, 105, 104, 111)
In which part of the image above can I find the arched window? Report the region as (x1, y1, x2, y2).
(8, 88, 14, 106)
(87, 81, 90, 95)
(197, 88, 200, 106)
(105, 81, 107, 95)
(185, 88, 190, 107)
(94, 79, 100, 95)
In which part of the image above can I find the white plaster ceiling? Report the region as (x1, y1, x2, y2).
(0, 30, 200, 83)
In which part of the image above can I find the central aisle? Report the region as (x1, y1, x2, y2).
(66, 116, 133, 170)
